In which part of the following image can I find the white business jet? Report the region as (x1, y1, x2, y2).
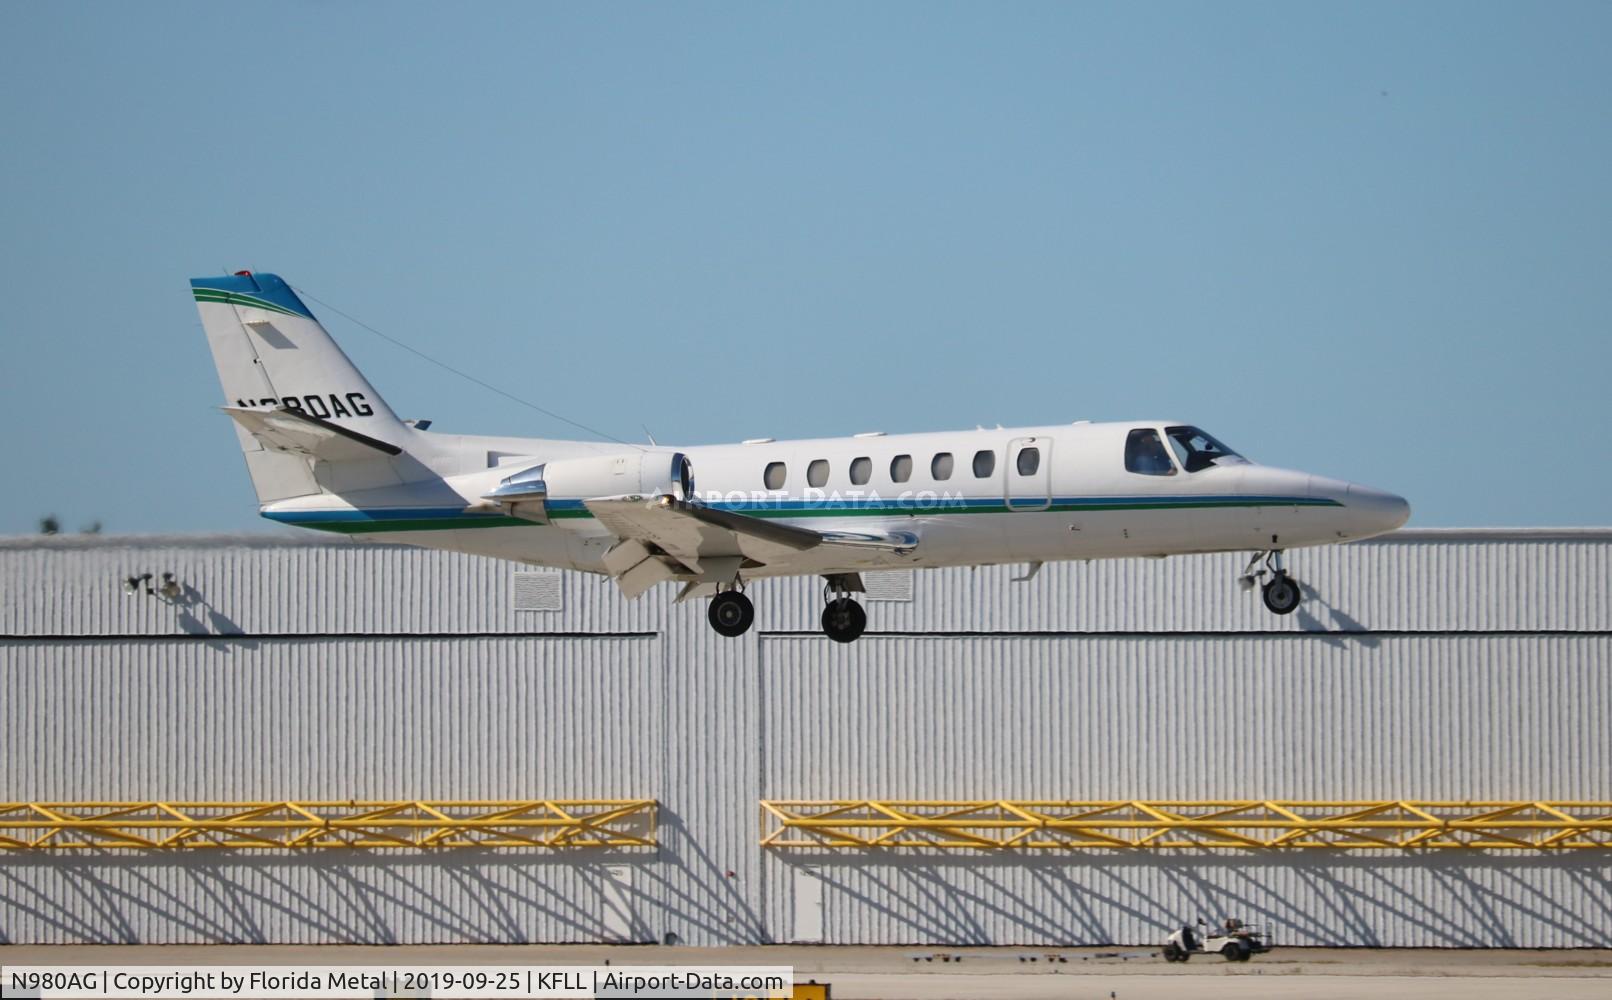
(194, 272, 1410, 642)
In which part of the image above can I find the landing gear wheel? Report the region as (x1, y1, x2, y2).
(821, 597, 867, 644)
(708, 591, 754, 637)
(1261, 572, 1301, 615)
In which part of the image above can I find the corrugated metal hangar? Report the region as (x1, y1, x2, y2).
(2, 529, 1609, 947)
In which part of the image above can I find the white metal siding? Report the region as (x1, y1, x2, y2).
(2, 637, 661, 801)
(753, 533, 1612, 634)
(5, 531, 1608, 638)
(1, 530, 1608, 947)
(0, 538, 668, 638)
(758, 635, 1612, 801)
(780, 853, 1612, 948)
(756, 634, 1612, 947)
(0, 636, 671, 945)
(0, 855, 667, 945)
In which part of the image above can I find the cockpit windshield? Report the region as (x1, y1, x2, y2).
(1165, 426, 1246, 473)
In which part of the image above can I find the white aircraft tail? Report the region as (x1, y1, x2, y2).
(191, 272, 411, 503)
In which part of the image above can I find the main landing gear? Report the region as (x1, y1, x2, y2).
(707, 585, 755, 638)
(707, 577, 870, 642)
(821, 576, 867, 644)
(1240, 550, 1302, 616)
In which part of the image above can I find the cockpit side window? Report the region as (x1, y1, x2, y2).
(1125, 428, 1176, 476)
(1164, 425, 1246, 473)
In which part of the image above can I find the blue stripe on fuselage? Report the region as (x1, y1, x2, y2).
(261, 494, 1333, 527)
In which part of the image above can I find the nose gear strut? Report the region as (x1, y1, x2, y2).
(1239, 550, 1302, 616)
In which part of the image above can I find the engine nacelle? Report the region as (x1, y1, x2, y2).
(542, 450, 695, 501)
(483, 450, 694, 523)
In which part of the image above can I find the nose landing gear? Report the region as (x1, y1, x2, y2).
(1239, 551, 1302, 616)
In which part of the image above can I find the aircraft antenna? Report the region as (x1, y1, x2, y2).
(292, 285, 642, 449)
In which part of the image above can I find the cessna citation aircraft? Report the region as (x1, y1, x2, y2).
(194, 272, 1410, 642)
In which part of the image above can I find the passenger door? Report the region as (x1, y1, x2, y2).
(1006, 437, 1051, 511)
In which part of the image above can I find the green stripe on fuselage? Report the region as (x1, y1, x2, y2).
(737, 498, 1335, 519)
(272, 497, 1338, 534)
(296, 515, 535, 534)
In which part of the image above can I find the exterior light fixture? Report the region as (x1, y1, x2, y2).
(121, 572, 183, 599)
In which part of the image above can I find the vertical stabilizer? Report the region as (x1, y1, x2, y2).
(191, 272, 409, 503)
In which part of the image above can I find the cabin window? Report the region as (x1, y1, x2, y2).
(807, 459, 830, 488)
(1016, 447, 1040, 476)
(972, 449, 996, 478)
(1124, 428, 1176, 476)
(764, 462, 787, 490)
(1165, 425, 1246, 473)
(850, 456, 872, 485)
(890, 454, 913, 483)
(931, 452, 954, 480)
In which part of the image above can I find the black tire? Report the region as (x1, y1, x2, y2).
(1221, 942, 1245, 962)
(1162, 943, 1184, 962)
(1261, 572, 1301, 615)
(821, 597, 867, 643)
(708, 591, 754, 637)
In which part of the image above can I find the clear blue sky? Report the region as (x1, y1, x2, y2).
(2, 2, 1608, 533)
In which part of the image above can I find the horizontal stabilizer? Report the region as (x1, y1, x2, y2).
(223, 405, 403, 463)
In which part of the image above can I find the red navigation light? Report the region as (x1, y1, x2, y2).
(233, 270, 253, 277)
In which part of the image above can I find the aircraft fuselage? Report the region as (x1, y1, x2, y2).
(261, 419, 1408, 577)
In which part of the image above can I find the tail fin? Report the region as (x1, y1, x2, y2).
(192, 272, 410, 503)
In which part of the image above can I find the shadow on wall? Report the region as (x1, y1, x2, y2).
(1294, 581, 1381, 649)
(776, 852, 1612, 947)
(0, 810, 769, 946)
(637, 810, 768, 946)
(5, 849, 1611, 947)
(170, 583, 259, 653)
(0, 850, 662, 945)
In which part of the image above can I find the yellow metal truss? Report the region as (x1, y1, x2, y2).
(759, 800, 1612, 851)
(0, 800, 657, 851)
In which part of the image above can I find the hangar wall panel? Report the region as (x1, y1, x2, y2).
(2, 530, 1609, 947)
(4, 530, 1607, 639)
(756, 634, 1612, 948)
(652, 627, 769, 946)
(0, 536, 669, 638)
(770, 854, 1612, 948)
(0, 855, 664, 945)
(1, 637, 661, 801)
(758, 635, 1612, 801)
(0, 636, 669, 945)
(753, 530, 1612, 635)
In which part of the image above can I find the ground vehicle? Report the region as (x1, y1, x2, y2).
(1162, 918, 1271, 962)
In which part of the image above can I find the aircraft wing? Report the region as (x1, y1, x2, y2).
(223, 405, 402, 463)
(583, 495, 918, 598)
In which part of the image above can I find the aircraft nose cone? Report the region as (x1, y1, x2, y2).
(1346, 483, 1411, 535)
